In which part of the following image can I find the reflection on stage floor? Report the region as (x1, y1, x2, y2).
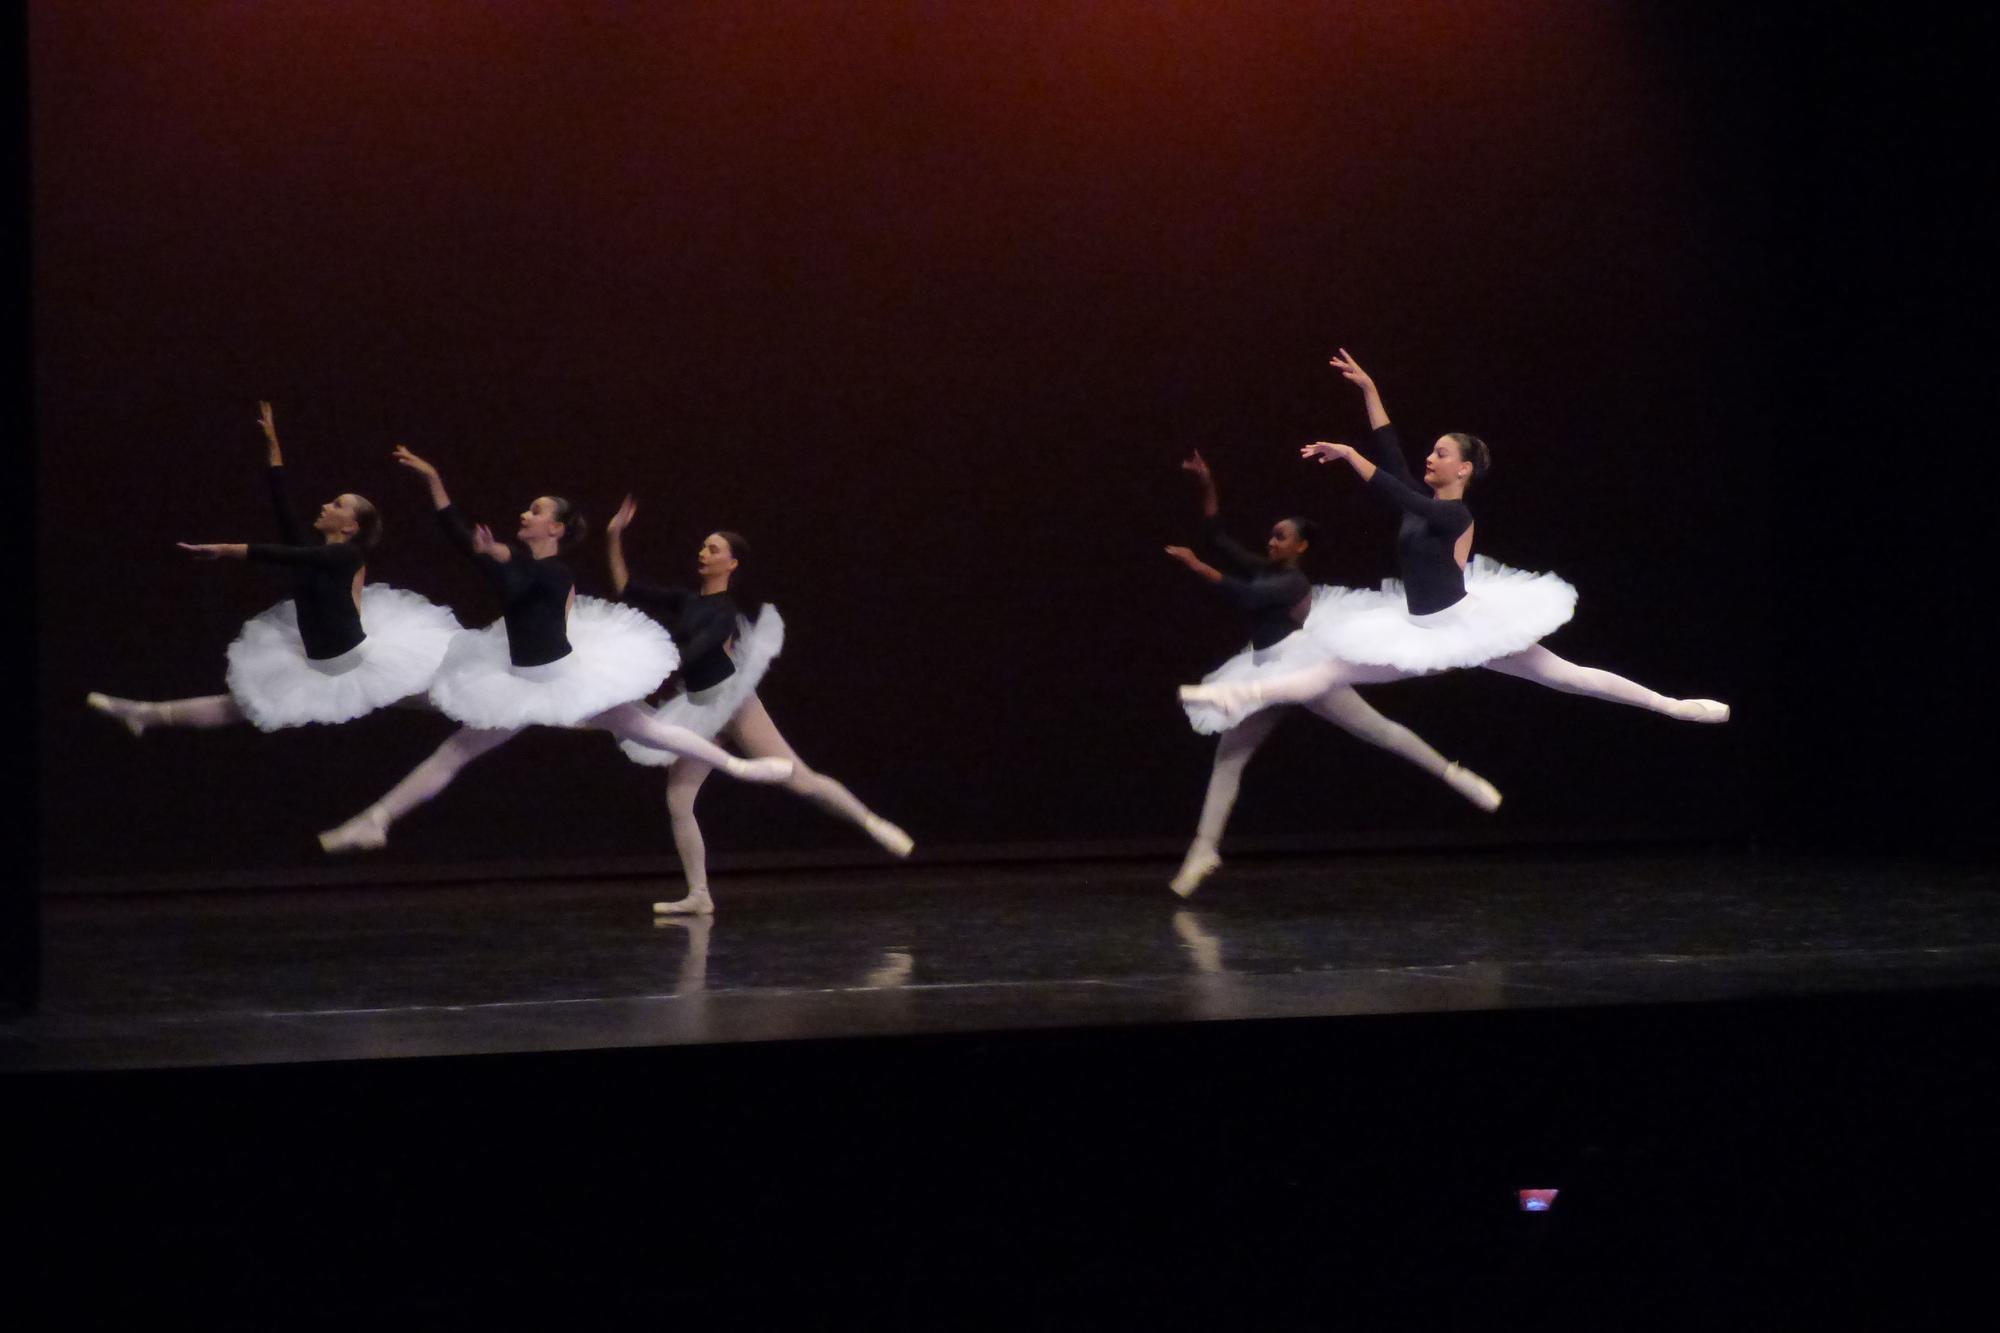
(9, 849, 1997, 1070)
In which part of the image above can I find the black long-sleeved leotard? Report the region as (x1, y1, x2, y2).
(435, 504, 573, 667)
(1201, 514, 1312, 650)
(244, 466, 367, 660)
(621, 578, 739, 692)
(1357, 424, 1473, 615)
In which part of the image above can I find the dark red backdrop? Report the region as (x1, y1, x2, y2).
(35, 2, 1793, 881)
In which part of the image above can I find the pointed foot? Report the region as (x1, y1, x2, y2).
(1170, 845, 1223, 898)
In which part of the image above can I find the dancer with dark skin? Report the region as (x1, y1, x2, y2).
(606, 496, 913, 916)
(316, 448, 794, 853)
(1182, 350, 1729, 725)
(1168, 449, 1498, 897)
(88, 401, 458, 736)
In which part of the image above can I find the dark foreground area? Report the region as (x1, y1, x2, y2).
(8, 850, 1997, 1323)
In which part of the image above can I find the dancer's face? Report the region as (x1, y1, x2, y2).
(518, 496, 567, 547)
(314, 494, 363, 541)
(1266, 519, 1309, 566)
(1423, 438, 1473, 490)
(696, 533, 739, 583)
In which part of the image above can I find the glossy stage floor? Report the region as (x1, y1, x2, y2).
(11, 847, 2000, 1322)
(8, 847, 1998, 1070)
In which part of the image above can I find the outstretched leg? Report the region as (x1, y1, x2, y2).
(1301, 687, 1501, 811)
(1174, 707, 1283, 897)
(1180, 658, 1406, 729)
(726, 693, 913, 857)
(87, 692, 244, 736)
(318, 726, 517, 852)
(1480, 645, 1728, 722)
(654, 757, 717, 916)
(589, 702, 795, 783)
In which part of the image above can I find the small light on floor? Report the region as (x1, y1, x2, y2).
(1518, 1188, 1559, 1212)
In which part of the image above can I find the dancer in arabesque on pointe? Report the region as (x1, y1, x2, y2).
(605, 495, 912, 916)
(316, 446, 793, 853)
(88, 401, 461, 739)
(1167, 448, 1499, 897)
(1180, 349, 1729, 731)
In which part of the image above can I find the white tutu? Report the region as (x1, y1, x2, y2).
(224, 585, 464, 732)
(619, 603, 787, 768)
(1312, 555, 1577, 673)
(1182, 585, 1374, 735)
(428, 594, 680, 730)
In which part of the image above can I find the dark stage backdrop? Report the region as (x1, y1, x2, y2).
(35, 2, 1788, 883)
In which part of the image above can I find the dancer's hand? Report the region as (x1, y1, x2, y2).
(1182, 449, 1218, 516)
(607, 495, 638, 538)
(1302, 441, 1353, 464)
(178, 542, 246, 561)
(256, 400, 279, 442)
(256, 401, 283, 466)
(1330, 347, 1391, 429)
(1328, 348, 1375, 392)
(470, 523, 507, 560)
(1165, 545, 1222, 584)
(393, 444, 455, 511)
(391, 444, 439, 479)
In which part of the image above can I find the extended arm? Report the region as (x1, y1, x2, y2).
(394, 444, 453, 512)
(1306, 442, 1468, 535)
(1330, 348, 1390, 431)
(1327, 349, 1420, 488)
(610, 499, 697, 627)
(178, 539, 359, 569)
(397, 446, 512, 565)
(1165, 546, 1225, 586)
(1302, 440, 1378, 485)
(177, 542, 250, 561)
(1181, 451, 1270, 574)
(605, 495, 636, 595)
(1181, 450, 1219, 520)
(258, 401, 284, 468)
(257, 403, 311, 545)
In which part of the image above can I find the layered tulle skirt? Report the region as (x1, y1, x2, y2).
(618, 603, 786, 768)
(428, 595, 680, 730)
(1181, 558, 1577, 734)
(1314, 556, 1577, 672)
(225, 585, 463, 732)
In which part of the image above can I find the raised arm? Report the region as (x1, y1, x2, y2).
(258, 400, 284, 468)
(398, 446, 512, 565)
(1181, 450, 1219, 520)
(1330, 349, 1390, 431)
(1181, 451, 1271, 575)
(257, 402, 311, 545)
(393, 444, 452, 511)
(611, 500, 693, 624)
(604, 495, 636, 595)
